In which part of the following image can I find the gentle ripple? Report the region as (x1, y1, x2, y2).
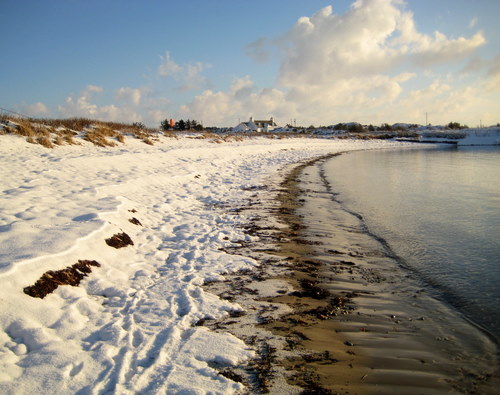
(323, 145, 500, 338)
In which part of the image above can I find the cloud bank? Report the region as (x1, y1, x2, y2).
(182, 0, 493, 126)
(28, 0, 498, 127)
(57, 85, 143, 123)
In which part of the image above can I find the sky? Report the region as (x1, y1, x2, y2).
(1, 0, 499, 128)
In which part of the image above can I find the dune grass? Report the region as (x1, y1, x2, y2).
(0, 116, 163, 148)
(0, 114, 373, 148)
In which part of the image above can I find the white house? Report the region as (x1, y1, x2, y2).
(233, 117, 278, 133)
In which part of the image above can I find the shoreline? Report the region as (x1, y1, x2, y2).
(282, 154, 499, 393)
(203, 151, 499, 393)
(0, 136, 425, 393)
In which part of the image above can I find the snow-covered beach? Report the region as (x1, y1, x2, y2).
(1, 133, 420, 393)
(3, 0, 500, 391)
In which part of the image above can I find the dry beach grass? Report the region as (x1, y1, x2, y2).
(0, 116, 160, 147)
(0, 115, 421, 150)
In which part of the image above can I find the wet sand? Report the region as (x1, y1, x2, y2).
(203, 153, 499, 394)
(272, 154, 499, 393)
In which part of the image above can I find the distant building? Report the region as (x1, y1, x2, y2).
(233, 116, 278, 132)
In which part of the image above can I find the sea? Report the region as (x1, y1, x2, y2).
(321, 144, 500, 340)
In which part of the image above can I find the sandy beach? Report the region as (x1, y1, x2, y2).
(0, 134, 497, 393)
(203, 153, 500, 394)
(4, 0, 500, 391)
(0, 135, 415, 393)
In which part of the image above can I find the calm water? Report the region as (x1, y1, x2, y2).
(323, 145, 500, 339)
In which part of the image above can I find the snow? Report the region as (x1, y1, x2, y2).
(0, 134, 411, 394)
(417, 127, 500, 145)
(457, 127, 500, 145)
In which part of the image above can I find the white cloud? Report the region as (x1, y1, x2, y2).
(181, 0, 491, 126)
(54, 83, 176, 127)
(158, 51, 182, 77)
(49, 2, 496, 128)
(58, 85, 142, 123)
(410, 32, 485, 67)
(58, 85, 103, 117)
(178, 76, 292, 126)
(22, 102, 49, 116)
(158, 51, 211, 91)
(98, 104, 142, 123)
(148, 109, 168, 124)
(278, 1, 485, 87)
(469, 17, 478, 29)
(116, 87, 144, 106)
(178, 62, 211, 92)
(85, 85, 104, 94)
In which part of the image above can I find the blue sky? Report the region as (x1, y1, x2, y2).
(1, 0, 499, 127)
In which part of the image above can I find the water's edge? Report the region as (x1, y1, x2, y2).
(201, 151, 499, 393)
(316, 153, 500, 345)
(293, 153, 499, 392)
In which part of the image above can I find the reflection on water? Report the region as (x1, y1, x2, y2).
(323, 145, 500, 338)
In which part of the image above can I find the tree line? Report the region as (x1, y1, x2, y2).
(160, 118, 203, 131)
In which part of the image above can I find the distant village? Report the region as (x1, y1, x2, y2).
(159, 115, 500, 145)
(1, 111, 499, 148)
(161, 115, 485, 136)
